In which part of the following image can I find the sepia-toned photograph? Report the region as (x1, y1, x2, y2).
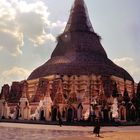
(0, 0, 140, 140)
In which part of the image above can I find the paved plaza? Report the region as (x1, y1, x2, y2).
(0, 123, 140, 140)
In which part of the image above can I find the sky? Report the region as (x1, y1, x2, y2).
(0, 0, 140, 90)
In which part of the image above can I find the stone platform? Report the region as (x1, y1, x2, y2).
(0, 123, 140, 140)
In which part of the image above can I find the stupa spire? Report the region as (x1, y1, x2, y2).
(64, 0, 94, 33)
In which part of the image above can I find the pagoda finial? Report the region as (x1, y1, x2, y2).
(64, 0, 94, 33)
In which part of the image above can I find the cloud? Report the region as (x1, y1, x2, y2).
(49, 20, 66, 35)
(113, 57, 140, 82)
(0, 29, 23, 56)
(0, 0, 67, 88)
(0, 0, 23, 56)
(0, 67, 31, 86)
(29, 33, 55, 47)
(0, 0, 57, 56)
(0, 46, 3, 51)
(50, 20, 66, 30)
(15, 1, 56, 47)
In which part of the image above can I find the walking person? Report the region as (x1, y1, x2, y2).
(15, 103, 20, 120)
(93, 118, 101, 137)
(58, 111, 62, 127)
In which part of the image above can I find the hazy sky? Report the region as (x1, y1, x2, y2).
(0, 0, 140, 90)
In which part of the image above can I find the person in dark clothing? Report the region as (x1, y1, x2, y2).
(58, 111, 62, 127)
(93, 118, 101, 137)
(15, 104, 20, 120)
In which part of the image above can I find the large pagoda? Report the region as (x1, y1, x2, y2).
(0, 0, 138, 122)
(28, 0, 133, 81)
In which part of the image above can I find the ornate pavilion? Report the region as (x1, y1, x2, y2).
(0, 0, 139, 123)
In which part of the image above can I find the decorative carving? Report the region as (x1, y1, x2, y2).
(53, 79, 66, 104)
(68, 76, 78, 103)
(21, 81, 28, 98)
(8, 82, 22, 103)
(0, 84, 10, 101)
(34, 78, 48, 102)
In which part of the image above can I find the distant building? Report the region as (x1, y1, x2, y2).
(0, 0, 139, 122)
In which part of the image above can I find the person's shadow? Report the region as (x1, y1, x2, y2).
(98, 135, 104, 138)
